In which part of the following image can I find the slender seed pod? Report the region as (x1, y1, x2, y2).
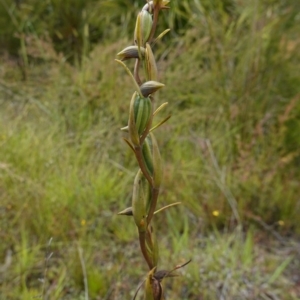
(132, 169, 151, 231)
(142, 133, 163, 187)
(133, 94, 152, 135)
(129, 92, 140, 146)
(134, 96, 145, 133)
(150, 132, 163, 188)
(142, 135, 154, 175)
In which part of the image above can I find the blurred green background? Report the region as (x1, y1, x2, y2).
(0, 0, 299, 299)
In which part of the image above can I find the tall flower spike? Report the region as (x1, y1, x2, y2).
(116, 1, 190, 298)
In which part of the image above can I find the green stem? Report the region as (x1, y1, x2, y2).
(134, 59, 142, 85)
(115, 59, 142, 97)
(148, 4, 160, 43)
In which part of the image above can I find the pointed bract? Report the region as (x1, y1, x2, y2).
(117, 207, 133, 216)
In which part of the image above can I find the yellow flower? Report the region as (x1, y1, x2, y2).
(81, 219, 86, 226)
(212, 210, 220, 217)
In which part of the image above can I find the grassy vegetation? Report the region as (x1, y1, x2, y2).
(0, 0, 300, 299)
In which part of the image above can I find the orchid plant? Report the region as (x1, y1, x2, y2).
(115, 1, 190, 299)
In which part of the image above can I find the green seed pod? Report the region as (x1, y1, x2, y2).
(134, 10, 153, 47)
(150, 133, 163, 188)
(142, 135, 154, 175)
(140, 81, 164, 97)
(129, 92, 140, 146)
(133, 94, 152, 135)
(117, 45, 146, 61)
(132, 169, 151, 231)
(142, 133, 163, 186)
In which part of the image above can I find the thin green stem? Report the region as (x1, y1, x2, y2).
(115, 59, 142, 97)
(148, 4, 160, 43)
(134, 59, 142, 85)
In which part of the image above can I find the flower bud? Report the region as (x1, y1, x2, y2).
(142, 1, 154, 13)
(134, 10, 153, 47)
(117, 45, 146, 61)
(140, 81, 164, 97)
